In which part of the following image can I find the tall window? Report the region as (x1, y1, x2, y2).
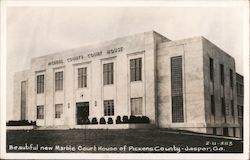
(220, 64, 224, 85)
(211, 95, 215, 115)
(37, 105, 44, 119)
(209, 58, 214, 82)
(231, 100, 234, 116)
(55, 104, 63, 118)
(37, 75, 44, 94)
(238, 105, 243, 117)
(171, 56, 184, 123)
(130, 58, 142, 82)
(21, 81, 27, 120)
(104, 100, 114, 116)
(131, 97, 143, 115)
(55, 71, 63, 91)
(221, 97, 226, 116)
(230, 69, 233, 88)
(78, 67, 87, 88)
(103, 63, 114, 85)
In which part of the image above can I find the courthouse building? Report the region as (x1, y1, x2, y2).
(12, 31, 241, 137)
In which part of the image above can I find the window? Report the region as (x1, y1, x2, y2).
(21, 81, 27, 120)
(78, 67, 87, 88)
(37, 105, 44, 119)
(223, 127, 229, 136)
(37, 75, 44, 94)
(211, 95, 215, 115)
(103, 63, 114, 85)
(230, 69, 233, 88)
(55, 71, 63, 91)
(104, 100, 114, 116)
(130, 58, 142, 81)
(221, 97, 225, 116)
(171, 56, 184, 123)
(220, 64, 224, 85)
(231, 100, 234, 116)
(55, 104, 63, 118)
(209, 58, 214, 82)
(131, 97, 143, 115)
(238, 105, 243, 117)
(213, 128, 216, 135)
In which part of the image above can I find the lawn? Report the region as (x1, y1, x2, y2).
(6, 129, 243, 153)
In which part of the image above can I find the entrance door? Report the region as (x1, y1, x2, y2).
(76, 102, 89, 124)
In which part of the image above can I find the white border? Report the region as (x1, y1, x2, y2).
(0, 0, 249, 159)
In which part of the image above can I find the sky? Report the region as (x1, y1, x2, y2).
(6, 5, 246, 120)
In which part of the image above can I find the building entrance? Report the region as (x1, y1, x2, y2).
(76, 102, 89, 124)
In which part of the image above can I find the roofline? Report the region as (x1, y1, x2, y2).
(31, 30, 170, 61)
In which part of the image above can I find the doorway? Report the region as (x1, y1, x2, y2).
(76, 102, 89, 124)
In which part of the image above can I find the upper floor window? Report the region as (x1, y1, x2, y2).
(209, 58, 214, 82)
(55, 71, 63, 91)
(230, 69, 233, 88)
(231, 100, 234, 116)
(103, 63, 114, 85)
(78, 67, 87, 88)
(221, 97, 226, 116)
(211, 95, 215, 115)
(220, 64, 224, 85)
(37, 75, 44, 94)
(130, 58, 142, 82)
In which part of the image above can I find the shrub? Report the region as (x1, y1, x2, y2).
(107, 117, 113, 124)
(91, 117, 98, 124)
(136, 116, 142, 123)
(116, 116, 122, 124)
(30, 120, 36, 125)
(6, 120, 36, 126)
(141, 116, 150, 123)
(129, 115, 136, 123)
(84, 118, 90, 125)
(100, 117, 106, 124)
(122, 116, 129, 123)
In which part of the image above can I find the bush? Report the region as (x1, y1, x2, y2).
(141, 116, 150, 123)
(129, 115, 136, 123)
(30, 120, 36, 126)
(122, 116, 129, 123)
(91, 117, 98, 124)
(84, 118, 90, 125)
(6, 120, 36, 126)
(107, 117, 113, 124)
(99, 117, 106, 124)
(116, 116, 122, 124)
(136, 116, 142, 123)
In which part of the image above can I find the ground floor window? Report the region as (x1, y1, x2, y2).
(37, 105, 44, 119)
(223, 127, 229, 136)
(55, 104, 63, 118)
(104, 100, 114, 116)
(131, 97, 143, 115)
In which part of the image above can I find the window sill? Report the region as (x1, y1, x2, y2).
(130, 80, 143, 84)
(103, 84, 114, 86)
(37, 93, 45, 95)
(77, 87, 89, 90)
(55, 90, 64, 93)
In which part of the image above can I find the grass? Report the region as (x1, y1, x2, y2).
(6, 129, 243, 153)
